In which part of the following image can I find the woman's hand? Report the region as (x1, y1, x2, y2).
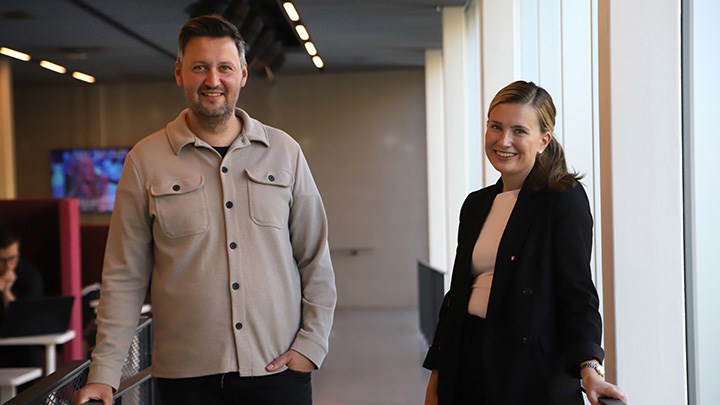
(582, 369, 628, 405)
(424, 370, 439, 405)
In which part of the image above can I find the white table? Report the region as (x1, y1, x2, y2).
(0, 367, 42, 402)
(0, 330, 76, 375)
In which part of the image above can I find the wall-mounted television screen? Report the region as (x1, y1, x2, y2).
(50, 147, 130, 213)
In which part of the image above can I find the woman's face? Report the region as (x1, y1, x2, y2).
(485, 102, 551, 190)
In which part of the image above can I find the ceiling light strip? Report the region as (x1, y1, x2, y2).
(1, 45, 96, 83)
(279, 1, 324, 71)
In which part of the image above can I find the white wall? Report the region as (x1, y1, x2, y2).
(247, 71, 429, 309)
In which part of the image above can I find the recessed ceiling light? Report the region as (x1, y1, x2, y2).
(295, 25, 309, 41)
(312, 56, 324, 69)
(72, 71, 96, 83)
(304, 42, 317, 56)
(39, 60, 67, 74)
(0, 47, 31, 61)
(282, 2, 300, 21)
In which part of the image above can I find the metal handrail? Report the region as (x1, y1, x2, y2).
(84, 367, 154, 405)
(5, 359, 90, 405)
(584, 386, 627, 404)
(5, 317, 153, 404)
(599, 398, 625, 405)
(115, 367, 152, 398)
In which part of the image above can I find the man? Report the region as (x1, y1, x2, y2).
(73, 15, 336, 405)
(0, 226, 44, 311)
(0, 226, 45, 368)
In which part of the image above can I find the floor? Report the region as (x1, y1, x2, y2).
(313, 308, 431, 405)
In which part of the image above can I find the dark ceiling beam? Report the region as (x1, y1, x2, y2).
(66, 0, 176, 60)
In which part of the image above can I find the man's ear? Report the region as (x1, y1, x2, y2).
(175, 60, 183, 87)
(240, 63, 248, 88)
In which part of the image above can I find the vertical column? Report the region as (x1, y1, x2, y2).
(0, 61, 16, 198)
(559, 0, 601, 290)
(480, 0, 519, 185)
(598, 0, 686, 402)
(441, 6, 469, 279)
(424, 49, 447, 272)
(465, 0, 482, 192)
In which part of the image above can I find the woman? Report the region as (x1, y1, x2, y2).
(423, 81, 627, 405)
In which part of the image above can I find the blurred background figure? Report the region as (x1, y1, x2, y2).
(0, 225, 44, 311)
(0, 225, 45, 371)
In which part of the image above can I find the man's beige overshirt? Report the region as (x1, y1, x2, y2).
(88, 108, 336, 388)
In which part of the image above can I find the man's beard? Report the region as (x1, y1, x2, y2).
(189, 99, 234, 128)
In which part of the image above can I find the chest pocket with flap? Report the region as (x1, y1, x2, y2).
(150, 175, 209, 239)
(245, 168, 293, 229)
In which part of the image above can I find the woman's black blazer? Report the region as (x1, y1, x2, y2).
(424, 172, 605, 404)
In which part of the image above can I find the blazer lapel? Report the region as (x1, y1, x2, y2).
(464, 187, 500, 248)
(485, 181, 542, 321)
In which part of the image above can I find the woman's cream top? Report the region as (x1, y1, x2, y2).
(467, 189, 519, 318)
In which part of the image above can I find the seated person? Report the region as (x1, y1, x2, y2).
(0, 226, 44, 307)
(0, 225, 45, 368)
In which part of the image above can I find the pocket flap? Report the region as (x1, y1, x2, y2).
(150, 175, 204, 197)
(245, 168, 293, 187)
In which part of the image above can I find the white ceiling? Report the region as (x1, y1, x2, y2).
(0, 0, 465, 86)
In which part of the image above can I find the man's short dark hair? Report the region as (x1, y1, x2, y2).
(0, 226, 20, 249)
(177, 15, 246, 65)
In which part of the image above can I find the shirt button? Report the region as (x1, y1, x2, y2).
(225, 201, 233, 209)
(268, 175, 275, 182)
(172, 184, 180, 192)
(229, 242, 237, 249)
(235, 322, 243, 330)
(232, 282, 240, 290)
(521, 336, 533, 344)
(522, 288, 533, 296)
(510, 255, 516, 261)
(221, 166, 228, 173)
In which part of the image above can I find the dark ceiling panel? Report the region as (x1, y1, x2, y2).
(0, 0, 465, 86)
